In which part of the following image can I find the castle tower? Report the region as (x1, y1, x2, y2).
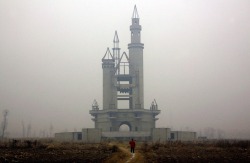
(90, 6, 160, 133)
(102, 48, 117, 110)
(128, 5, 144, 109)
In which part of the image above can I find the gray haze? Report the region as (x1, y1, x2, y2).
(0, 0, 250, 139)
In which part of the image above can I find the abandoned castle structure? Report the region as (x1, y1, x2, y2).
(90, 6, 160, 133)
(55, 6, 196, 142)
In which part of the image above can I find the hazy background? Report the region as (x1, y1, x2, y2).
(0, 0, 250, 139)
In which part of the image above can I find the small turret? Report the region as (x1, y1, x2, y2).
(92, 99, 99, 110)
(150, 99, 158, 110)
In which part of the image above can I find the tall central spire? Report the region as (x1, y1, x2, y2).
(132, 5, 139, 18)
(128, 5, 144, 109)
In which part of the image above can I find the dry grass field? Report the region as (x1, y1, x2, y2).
(140, 140, 250, 162)
(0, 139, 250, 162)
(0, 139, 114, 162)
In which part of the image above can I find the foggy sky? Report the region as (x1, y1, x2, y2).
(0, 0, 250, 139)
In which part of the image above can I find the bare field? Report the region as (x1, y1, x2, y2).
(0, 140, 114, 162)
(0, 139, 250, 162)
(140, 140, 250, 162)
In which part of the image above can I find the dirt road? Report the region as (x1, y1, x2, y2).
(104, 143, 145, 163)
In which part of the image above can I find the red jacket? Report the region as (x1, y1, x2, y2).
(129, 140, 136, 148)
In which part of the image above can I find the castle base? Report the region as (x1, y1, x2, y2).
(55, 128, 196, 143)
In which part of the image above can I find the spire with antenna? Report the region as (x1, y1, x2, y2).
(112, 31, 121, 74)
(132, 5, 139, 18)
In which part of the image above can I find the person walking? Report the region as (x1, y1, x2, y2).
(129, 138, 136, 153)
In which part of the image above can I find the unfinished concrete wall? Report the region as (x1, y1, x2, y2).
(102, 131, 151, 141)
(102, 131, 150, 138)
(152, 128, 171, 143)
(171, 131, 196, 141)
(82, 128, 102, 143)
(55, 132, 82, 142)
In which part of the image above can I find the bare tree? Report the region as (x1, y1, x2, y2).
(27, 123, 31, 138)
(49, 124, 54, 137)
(1, 109, 9, 139)
(22, 121, 26, 138)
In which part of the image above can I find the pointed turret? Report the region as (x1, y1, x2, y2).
(129, 5, 142, 44)
(112, 31, 121, 74)
(132, 5, 139, 18)
(113, 30, 119, 43)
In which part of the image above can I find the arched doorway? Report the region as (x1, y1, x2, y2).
(119, 122, 131, 131)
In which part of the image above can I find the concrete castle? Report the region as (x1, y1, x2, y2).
(90, 5, 160, 133)
(55, 6, 196, 142)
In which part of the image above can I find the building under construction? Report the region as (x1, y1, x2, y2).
(90, 5, 160, 133)
(55, 6, 196, 142)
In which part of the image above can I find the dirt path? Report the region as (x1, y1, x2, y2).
(119, 146, 134, 163)
(105, 143, 145, 163)
(127, 151, 145, 163)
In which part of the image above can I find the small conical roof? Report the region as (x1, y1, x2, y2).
(132, 5, 139, 18)
(113, 31, 119, 43)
